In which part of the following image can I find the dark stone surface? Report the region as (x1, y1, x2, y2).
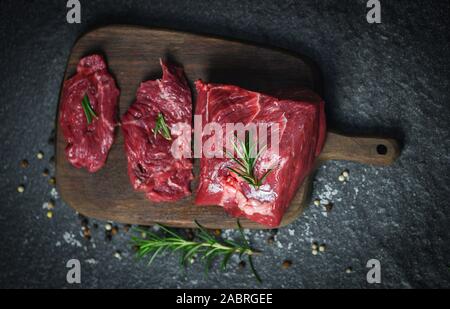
(0, 0, 449, 288)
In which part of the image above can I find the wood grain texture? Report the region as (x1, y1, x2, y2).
(56, 25, 399, 229)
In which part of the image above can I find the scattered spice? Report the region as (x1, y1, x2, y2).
(17, 185, 25, 193)
(82, 227, 91, 240)
(46, 200, 55, 210)
(47, 211, 53, 219)
(50, 188, 59, 199)
(238, 261, 246, 269)
(114, 251, 122, 260)
(20, 160, 29, 168)
(338, 170, 350, 183)
(282, 260, 292, 269)
(111, 226, 119, 236)
(37, 151, 44, 160)
(311, 241, 326, 255)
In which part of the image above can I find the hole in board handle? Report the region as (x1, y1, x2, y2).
(376, 144, 388, 155)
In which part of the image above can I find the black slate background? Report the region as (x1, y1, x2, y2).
(0, 0, 449, 288)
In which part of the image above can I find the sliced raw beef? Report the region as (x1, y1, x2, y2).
(59, 54, 120, 172)
(195, 81, 326, 227)
(121, 60, 193, 202)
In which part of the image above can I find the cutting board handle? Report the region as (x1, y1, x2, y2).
(320, 132, 400, 166)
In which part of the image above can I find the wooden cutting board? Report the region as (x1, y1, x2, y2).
(56, 25, 400, 229)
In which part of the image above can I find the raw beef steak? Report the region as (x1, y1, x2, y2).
(195, 81, 326, 227)
(59, 54, 120, 172)
(121, 60, 193, 202)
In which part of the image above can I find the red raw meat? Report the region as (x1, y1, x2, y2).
(195, 81, 326, 227)
(59, 54, 120, 172)
(121, 60, 193, 202)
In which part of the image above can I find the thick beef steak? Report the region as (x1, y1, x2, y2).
(59, 54, 120, 172)
(121, 60, 193, 202)
(195, 81, 326, 227)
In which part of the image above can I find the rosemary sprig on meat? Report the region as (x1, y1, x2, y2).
(131, 220, 262, 282)
(81, 94, 98, 124)
(227, 131, 273, 189)
(152, 112, 172, 140)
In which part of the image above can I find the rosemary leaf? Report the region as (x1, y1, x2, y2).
(221, 251, 234, 271)
(226, 131, 274, 189)
(131, 221, 262, 282)
(152, 112, 172, 140)
(248, 255, 262, 283)
(81, 94, 98, 124)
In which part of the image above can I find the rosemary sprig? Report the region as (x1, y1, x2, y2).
(81, 94, 98, 124)
(152, 112, 172, 140)
(226, 131, 273, 189)
(131, 220, 262, 282)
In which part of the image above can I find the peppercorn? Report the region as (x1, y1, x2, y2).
(20, 160, 29, 168)
(282, 260, 292, 269)
(82, 227, 91, 240)
(111, 226, 119, 236)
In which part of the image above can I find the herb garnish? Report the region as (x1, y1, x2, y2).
(152, 112, 172, 140)
(227, 131, 273, 189)
(81, 94, 98, 124)
(132, 220, 262, 282)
